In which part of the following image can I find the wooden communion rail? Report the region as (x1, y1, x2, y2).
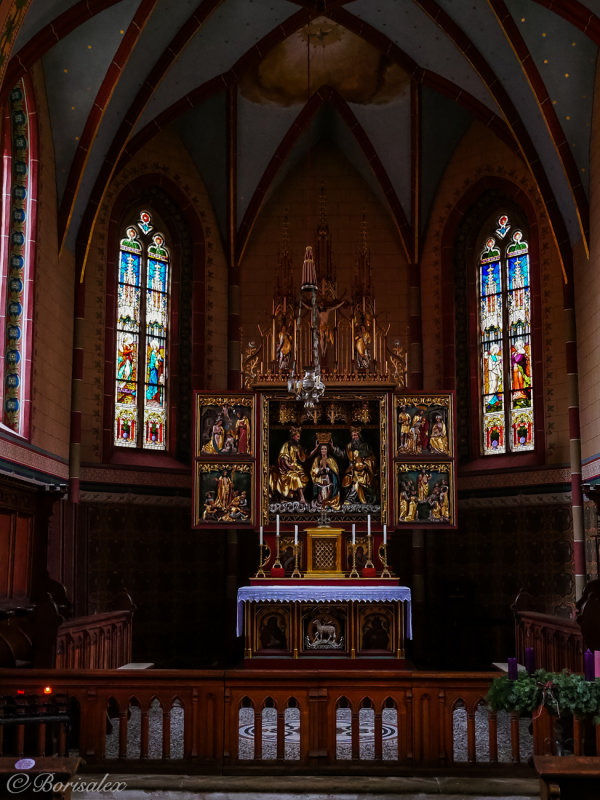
(0, 668, 596, 772)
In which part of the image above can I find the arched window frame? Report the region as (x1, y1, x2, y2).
(478, 214, 534, 456)
(113, 209, 171, 451)
(102, 179, 206, 465)
(0, 75, 37, 438)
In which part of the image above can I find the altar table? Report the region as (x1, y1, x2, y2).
(237, 584, 411, 660)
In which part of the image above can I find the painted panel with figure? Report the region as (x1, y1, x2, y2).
(394, 394, 453, 457)
(301, 604, 347, 654)
(194, 462, 253, 527)
(395, 462, 455, 527)
(262, 394, 387, 525)
(195, 393, 254, 457)
(255, 606, 291, 654)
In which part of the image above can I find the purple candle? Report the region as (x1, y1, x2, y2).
(524, 647, 535, 675)
(507, 657, 518, 680)
(584, 649, 595, 681)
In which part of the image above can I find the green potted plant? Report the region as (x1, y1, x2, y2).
(486, 669, 600, 755)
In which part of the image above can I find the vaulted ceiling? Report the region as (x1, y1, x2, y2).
(2, 0, 599, 269)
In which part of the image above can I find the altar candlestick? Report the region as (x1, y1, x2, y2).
(584, 649, 595, 681)
(276, 514, 280, 536)
(352, 524, 356, 545)
(383, 524, 387, 545)
(294, 525, 298, 545)
(524, 647, 535, 675)
(368, 515, 371, 536)
(507, 657, 518, 680)
(259, 526, 263, 546)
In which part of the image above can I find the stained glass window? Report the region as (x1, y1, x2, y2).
(1, 79, 34, 434)
(479, 215, 533, 455)
(114, 211, 169, 450)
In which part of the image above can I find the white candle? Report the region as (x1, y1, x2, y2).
(352, 523, 356, 545)
(368, 514, 371, 536)
(383, 524, 387, 545)
(276, 514, 280, 537)
(294, 525, 298, 545)
(259, 526, 263, 546)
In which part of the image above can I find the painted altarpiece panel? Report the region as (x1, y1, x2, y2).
(357, 605, 395, 654)
(301, 604, 348, 654)
(261, 393, 388, 526)
(394, 462, 455, 528)
(194, 462, 254, 527)
(255, 606, 291, 655)
(393, 394, 453, 458)
(195, 393, 255, 457)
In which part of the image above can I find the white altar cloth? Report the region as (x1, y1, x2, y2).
(236, 585, 411, 638)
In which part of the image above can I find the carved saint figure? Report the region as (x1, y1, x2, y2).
(409, 409, 425, 454)
(269, 426, 317, 503)
(404, 489, 418, 522)
(398, 405, 411, 452)
(428, 487, 443, 521)
(276, 323, 293, 372)
(234, 408, 251, 454)
(417, 469, 431, 502)
(310, 444, 341, 510)
(222, 490, 250, 522)
(440, 483, 450, 521)
(429, 413, 448, 454)
(342, 428, 376, 505)
(202, 415, 225, 454)
(214, 468, 235, 511)
(355, 323, 372, 369)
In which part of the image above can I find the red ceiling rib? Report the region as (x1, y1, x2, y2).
(489, 0, 589, 250)
(119, 6, 516, 253)
(415, 0, 573, 281)
(76, 0, 227, 278)
(235, 86, 413, 266)
(532, 0, 600, 45)
(57, 0, 159, 252)
(79, 6, 310, 275)
(2, 0, 123, 95)
(326, 7, 517, 151)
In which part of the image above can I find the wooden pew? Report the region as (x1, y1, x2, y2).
(534, 755, 600, 800)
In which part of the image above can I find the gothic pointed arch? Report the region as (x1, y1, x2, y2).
(443, 179, 544, 465)
(104, 176, 205, 463)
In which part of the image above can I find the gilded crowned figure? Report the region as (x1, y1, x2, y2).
(310, 438, 342, 510)
(269, 426, 317, 504)
(342, 427, 377, 505)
